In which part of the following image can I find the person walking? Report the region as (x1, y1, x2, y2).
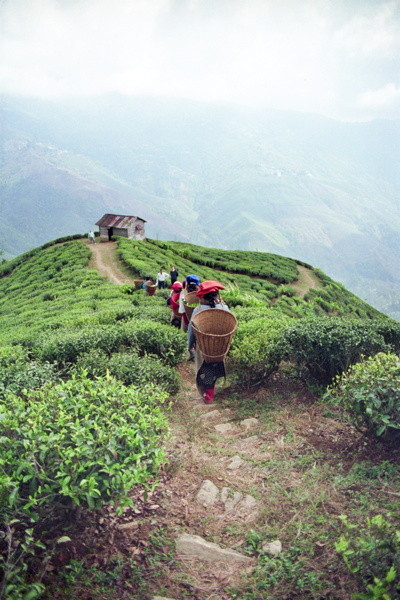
(156, 267, 168, 289)
(88, 230, 95, 244)
(170, 265, 179, 284)
(168, 281, 183, 328)
(187, 280, 231, 404)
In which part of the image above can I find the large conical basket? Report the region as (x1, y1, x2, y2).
(183, 290, 200, 319)
(146, 282, 157, 296)
(191, 308, 237, 363)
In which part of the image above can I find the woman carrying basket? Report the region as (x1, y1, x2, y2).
(187, 280, 232, 404)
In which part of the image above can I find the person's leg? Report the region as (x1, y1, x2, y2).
(195, 347, 205, 397)
(203, 387, 215, 403)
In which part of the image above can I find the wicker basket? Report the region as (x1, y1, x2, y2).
(133, 279, 144, 290)
(145, 282, 157, 296)
(183, 290, 200, 319)
(191, 308, 237, 362)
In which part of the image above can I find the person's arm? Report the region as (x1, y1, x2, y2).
(187, 305, 204, 349)
(187, 321, 195, 350)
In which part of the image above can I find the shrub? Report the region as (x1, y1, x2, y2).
(35, 321, 186, 368)
(230, 313, 292, 387)
(120, 321, 186, 366)
(0, 374, 168, 597)
(0, 345, 58, 399)
(107, 352, 180, 394)
(335, 514, 400, 599)
(222, 289, 265, 308)
(73, 349, 180, 394)
(282, 318, 389, 385)
(326, 352, 400, 438)
(35, 327, 127, 365)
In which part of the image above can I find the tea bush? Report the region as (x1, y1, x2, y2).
(34, 320, 185, 368)
(120, 320, 186, 366)
(0, 374, 168, 597)
(35, 326, 127, 365)
(230, 313, 292, 387)
(326, 352, 400, 438)
(282, 318, 389, 384)
(0, 345, 58, 399)
(335, 514, 400, 599)
(0, 374, 168, 512)
(73, 349, 180, 394)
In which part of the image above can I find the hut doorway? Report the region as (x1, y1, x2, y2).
(107, 227, 113, 241)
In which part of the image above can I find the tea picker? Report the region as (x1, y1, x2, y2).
(188, 280, 237, 404)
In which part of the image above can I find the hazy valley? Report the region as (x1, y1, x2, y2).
(1, 94, 399, 318)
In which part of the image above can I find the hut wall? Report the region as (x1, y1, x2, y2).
(128, 220, 146, 240)
(113, 227, 129, 238)
(99, 226, 109, 239)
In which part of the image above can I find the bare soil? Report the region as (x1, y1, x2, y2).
(87, 240, 136, 285)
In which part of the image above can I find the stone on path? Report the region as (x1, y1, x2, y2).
(240, 494, 258, 513)
(176, 533, 253, 564)
(214, 422, 234, 434)
(262, 540, 282, 555)
(227, 455, 244, 470)
(239, 417, 259, 430)
(199, 409, 222, 422)
(195, 480, 219, 507)
(221, 489, 243, 512)
(195, 481, 259, 519)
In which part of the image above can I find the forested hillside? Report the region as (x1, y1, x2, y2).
(0, 236, 399, 600)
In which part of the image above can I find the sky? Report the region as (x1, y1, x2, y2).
(0, 0, 399, 121)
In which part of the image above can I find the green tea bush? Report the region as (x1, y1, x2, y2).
(326, 352, 400, 438)
(373, 320, 400, 354)
(73, 349, 180, 394)
(0, 345, 58, 399)
(335, 514, 400, 599)
(107, 352, 180, 394)
(0, 374, 168, 598)
(233, 306, 274, 323)
(230, 313, 292, 387)
(120, 321, 186, 366)
(35, 326, 127, 365)
(35, 321, 185, 367)
(0, 374, 168, 511)
(282, 318, 389, 384)
(222, 289, 265, 308)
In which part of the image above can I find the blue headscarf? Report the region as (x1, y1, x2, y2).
(186, 274, 201, 285)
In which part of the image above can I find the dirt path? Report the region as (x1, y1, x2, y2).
(86, 240, 136, 285)
(82, 240, 326, 599)
(293, 264, 319, 297)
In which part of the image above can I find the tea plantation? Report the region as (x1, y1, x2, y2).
(0, 235, 399, 600)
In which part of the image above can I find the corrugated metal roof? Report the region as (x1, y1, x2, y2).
(95, 214, 146, 227)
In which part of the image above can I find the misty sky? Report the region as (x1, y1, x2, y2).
(0, 0, 399, 121)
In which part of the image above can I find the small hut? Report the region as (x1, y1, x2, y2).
(95, 214, 146, 241)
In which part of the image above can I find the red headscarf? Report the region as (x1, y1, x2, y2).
(195, 280, 225, 297)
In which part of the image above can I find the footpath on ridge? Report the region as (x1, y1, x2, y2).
(82, 239, 327, 599)
(87, 240, 136, 285)
(85, 239, 269, 596)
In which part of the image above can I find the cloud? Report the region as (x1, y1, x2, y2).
(0, 0, 399, 120)
(334, 1, 400, 58)
(357, 83, 400, 112)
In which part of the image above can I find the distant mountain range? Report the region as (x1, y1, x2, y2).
(1, 94, 399, 319)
